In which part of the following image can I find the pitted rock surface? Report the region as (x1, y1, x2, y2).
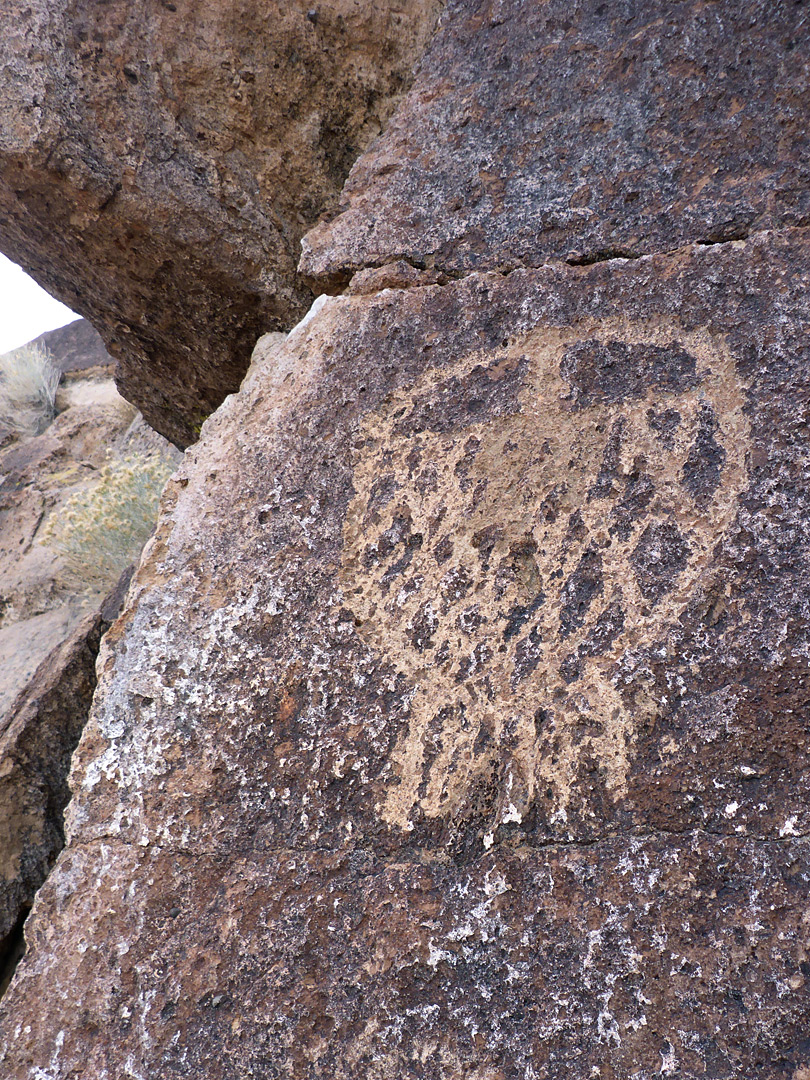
(6, 837, 810, 1078)
(0, 0, 441, 445)
(0, 355, 177, 991)
(2, 233, 809, 1076)
(300, 0, 810, 288)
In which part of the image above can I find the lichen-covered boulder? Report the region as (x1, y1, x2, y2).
(0, 0, 441, 445)
(2, 230, 809, 1076)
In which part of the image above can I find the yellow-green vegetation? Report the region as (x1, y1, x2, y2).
(41, 453, 174, 590)
(0, 342, 61, 437)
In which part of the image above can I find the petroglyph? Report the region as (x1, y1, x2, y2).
(341, 320, 751, 833)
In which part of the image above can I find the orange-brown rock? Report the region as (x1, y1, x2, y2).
(0, 0, 441, 445)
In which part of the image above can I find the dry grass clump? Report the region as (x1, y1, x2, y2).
(40, 453, 174, 590)
(0, 343, 61, 438)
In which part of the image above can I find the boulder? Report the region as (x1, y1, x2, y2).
(1, 229, 809, 1075)
(0, 389, 136, 715)
(0, 359, 179, 716)
(0, 0, 442, 445)
(0, 556, 132, 993)
(35, 318, 114, 374)
(0, 353, 180, 978)
(301, 0, 810, 287)
(0, 602, 112, 996)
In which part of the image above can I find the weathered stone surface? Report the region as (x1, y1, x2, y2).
(0, 559, 133, 993)
(6, 837, 810, 1077)
(3, 1, 810, 1073)
(35, 318, 113, 374)
(0, 608, 107, 994)
(0, 357, 180, 968)
(0, 384, 136, 715)
(0, 0, 441, 445)
(0, 359, 176, 995)
(2, 231, 809, 1075)
(301, 0, 810, 288)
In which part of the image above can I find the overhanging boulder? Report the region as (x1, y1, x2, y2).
(0, 0, 442, 445)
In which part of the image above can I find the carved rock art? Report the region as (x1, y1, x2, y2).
(0, 235, 809, 1078)
(1, 0, 809, 1070)
(342, 323, 750, 834)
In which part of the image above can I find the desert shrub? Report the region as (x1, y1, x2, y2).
(40, 453, 174, 591)
(0, 343, 61, 437)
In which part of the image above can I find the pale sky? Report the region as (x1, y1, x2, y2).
(0, 252, 79, 355)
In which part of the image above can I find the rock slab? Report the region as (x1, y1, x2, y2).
(1, 231, 809, 1076)
(34, 318, 114, 374)
(1, 1, 810, 1076)
(302, 0, 810, 286)
(0, 608, 107, 992)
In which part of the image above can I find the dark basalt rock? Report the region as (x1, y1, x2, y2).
(1, 1, 809, 1076)
(0, 599, 123, 999)
(0, 0, 441, 445)
(301, 0, 810, 287)
(2, 232, 809, 1076)
(30, 318, 113, 374)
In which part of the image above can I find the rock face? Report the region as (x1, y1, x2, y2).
(0, 0, 442, 445)
(0, 344, 178, 995)
(2, 233, 810, 1075)
(0, 605, 112, 994)
(301, 0, 810, 287)
(0, 379, 133, 715)
(35, 318, 114, 374)
(2, 1, 810, 1077)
